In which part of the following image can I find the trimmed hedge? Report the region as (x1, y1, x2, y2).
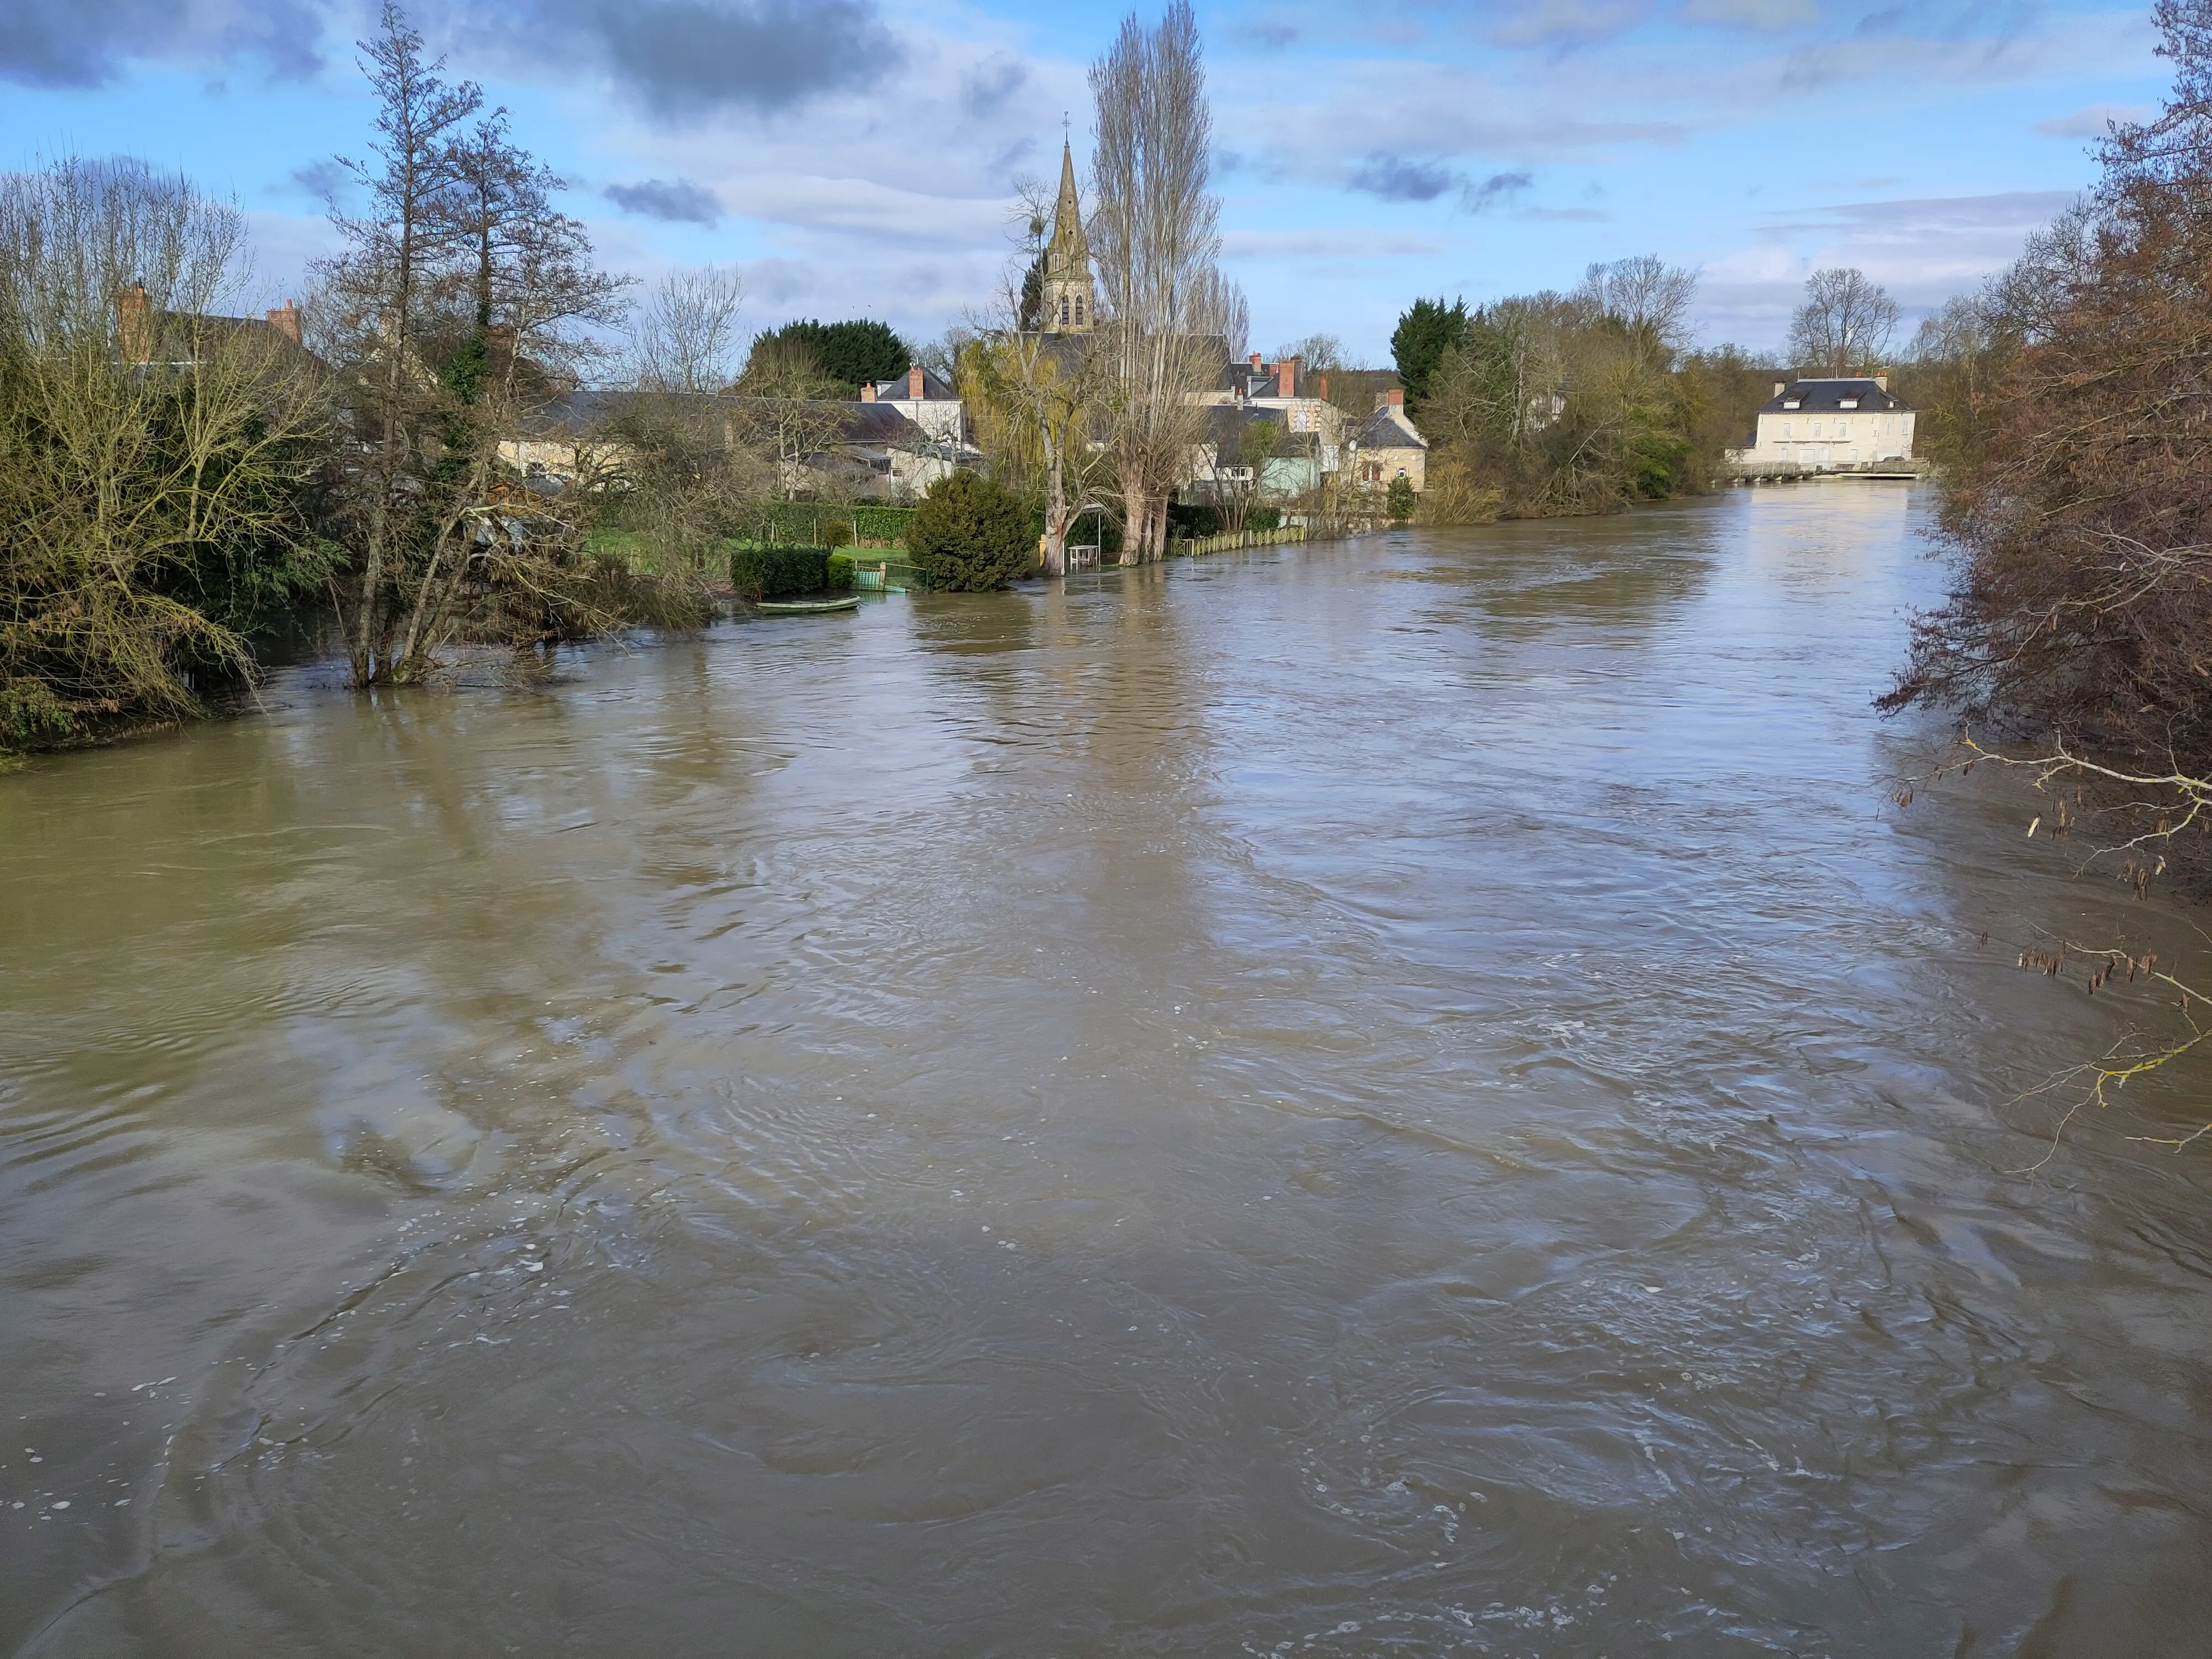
(852, 504, 915, 545)
(729, 544, 832, 600)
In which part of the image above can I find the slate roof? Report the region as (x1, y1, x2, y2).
(1758, 377, 1912, 414)
(1202, 404, 1288, 449)
(1357, 407, 1427, 450)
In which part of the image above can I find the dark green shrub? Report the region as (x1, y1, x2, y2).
(745, 320, 910, 390)
(1166, 502, 1223, 539)
(825, 551, 856, 589)
(728, 543, 831, 600)
(823, 519, 853, 549)
(1387, 474, 1416, 524)
(906, 472, 1035, 592)
(1244, 505, 1282, 531)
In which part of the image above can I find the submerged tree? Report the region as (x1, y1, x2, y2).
(316, 4, 628, 684)
(0, 158, 331, 749)
(1089, 1, 1239, 564)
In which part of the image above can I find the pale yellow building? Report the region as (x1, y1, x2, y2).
(1735, 375, 1915, 471)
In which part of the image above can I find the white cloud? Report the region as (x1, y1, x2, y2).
(1222, 229, 1450, 259)
(2035, 101, 2149, 137)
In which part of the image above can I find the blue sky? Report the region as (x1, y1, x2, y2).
(0, 0, 2169, 365)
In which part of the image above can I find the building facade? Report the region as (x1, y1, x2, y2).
(1735, 376, 1915, 471)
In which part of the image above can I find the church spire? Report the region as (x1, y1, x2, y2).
(1041, 139, 1095, 334)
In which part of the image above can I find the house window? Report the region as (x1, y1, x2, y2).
(1840, 398, 1859, 409)
(1783, 399, 1800, 409)
(1781, 421, 1792, 438)
(1811, 421, 1823, 438)
(1058, 296, 1070, 326)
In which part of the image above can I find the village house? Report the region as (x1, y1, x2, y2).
(1353, 390, 1427, 494)
(500, 387, 974, 503)
(1732, 375, 1916, 471)
(860, 364, 965, 445)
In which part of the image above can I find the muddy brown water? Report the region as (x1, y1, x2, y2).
(6, 483, 2212, 1656)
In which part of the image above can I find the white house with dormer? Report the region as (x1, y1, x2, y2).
(1734, 376, 1915, 470)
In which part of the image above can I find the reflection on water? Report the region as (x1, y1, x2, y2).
(6, 482, 2212, 1656)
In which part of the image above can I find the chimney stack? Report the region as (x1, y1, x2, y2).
(1278, 356, 1296, 398)
(117, 283, 153, 364)
(907, 365, 925, 400)
(1773, 382, 1786, 398)
(1874, 372, 1888, 392)
(266, 300, 301, 346)
(1316, 371, 1329, 401)
(861, 382, 877, 403)
(1249, 351, 1262, 370)
(1376, 388, 1404, 411)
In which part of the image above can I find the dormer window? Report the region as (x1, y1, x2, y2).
(1839, 398, 1859, 409)
(1782, 399, 1801, 409)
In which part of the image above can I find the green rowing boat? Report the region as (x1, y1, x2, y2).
(755, 595, 862, 615)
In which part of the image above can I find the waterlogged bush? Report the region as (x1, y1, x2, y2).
(905, 472, 1034, 592)
(1387, 475, 1415, 524)
(728, 544, 830, 601)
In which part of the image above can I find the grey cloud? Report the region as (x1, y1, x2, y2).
(1463, 169, 1533, 211)
(606, 176, 722, 224)
(959, 54, 1025, 119)
(1349, 154, 1458, 202)
(1240, 19, 1298, 47)
(1347, 155, 1535, 215)
(507, 0, 905, 119)
(1, 0, 323, 89)
(287, 158, 349, 201)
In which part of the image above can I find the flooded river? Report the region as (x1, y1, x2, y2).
(7, 483, 2212, 1655)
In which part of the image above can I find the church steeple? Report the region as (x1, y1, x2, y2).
(1041, 140, 1095, 335)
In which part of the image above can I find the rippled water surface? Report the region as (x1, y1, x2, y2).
(8, 483, 2212, 1656)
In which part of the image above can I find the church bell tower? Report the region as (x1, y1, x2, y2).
(1041, 141, 1095, 335)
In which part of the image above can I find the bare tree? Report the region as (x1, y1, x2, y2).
(0, 158, 330, 745)
(1787, 267, 1899, 375)
(729, 338, 855, 500)
(315, 2, 482, 685)
(1274, 333, 1350, 373)
(1578, 254, 1697, 366)
(632, 264, 744, 394)
(384, 113, 629, 675)
(1089, 0, 1230, 563)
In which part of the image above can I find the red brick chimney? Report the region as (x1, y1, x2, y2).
(117, 283, 153, 364)
(266, 300, 301, 346)
(1249, 351, 1262, 370)
(1278, 356, 1297, 398)
(907, 364, 925, 399)
(1316, 372, 1329, 401)
(1376, 388, 1405, 411)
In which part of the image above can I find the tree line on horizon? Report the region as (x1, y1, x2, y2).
(1378, 258, 1958, 522)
